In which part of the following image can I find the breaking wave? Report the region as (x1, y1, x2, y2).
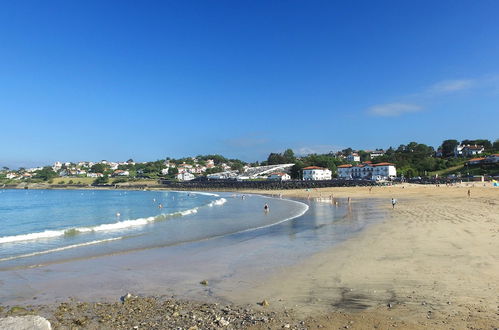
(0, 197, 227, 244)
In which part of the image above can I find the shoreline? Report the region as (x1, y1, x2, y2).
(1, 184, 498, 328)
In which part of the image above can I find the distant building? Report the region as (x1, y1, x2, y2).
(87, 173, 104, 178)
(454, 144, 484, 157)
(346, 153, 361, 162)
(6, 173, 18, 179)
(206, 159, 215, 168)
(302, 166, 332, 181)
(468, 157, 486, 165)
(462, 145, 485, 157)
(369, 150, 385, 158)
(176, 172, 195, 181)
(113, 170, 129, 176)
(337, 162, 397, 181)
(485, 154, 499, 163)
(53, 161, 63, 171)
(268, 172, 291, 181)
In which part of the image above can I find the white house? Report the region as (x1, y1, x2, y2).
(176, 172, 195, 181)
(268, 172, 291, 181)
(53, 161, 63, 171)
(455, 144, 485, 157)
(113, 170, 129, 176)
(6, 173, 18, 179)
(87, 173, 104, 178)
(302, 166, 332, 181)
(462, 145, 485, 157)
(369, 150, 385, 158)
(337, 162, 397, 181)
(346, 153, 361, 162)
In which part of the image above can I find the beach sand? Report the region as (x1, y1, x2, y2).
(236, 183, 499, 329)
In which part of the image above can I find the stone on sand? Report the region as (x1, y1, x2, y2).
(0, 315, 51, 330)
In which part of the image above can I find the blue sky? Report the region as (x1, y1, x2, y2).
(1, 1, 498, 168)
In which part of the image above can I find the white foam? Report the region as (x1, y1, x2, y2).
(207, 198, 227, 207)
(0, 237, 124, 262)
(0, 197, 228, 244)
(0, 230, 63, 244)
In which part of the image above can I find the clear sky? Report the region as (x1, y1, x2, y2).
(1, 1, 498, 168)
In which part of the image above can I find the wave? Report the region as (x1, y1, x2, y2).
(0, 197, 227, 244)
(0, 237, 124, 262)
(207, 198, 227, 207)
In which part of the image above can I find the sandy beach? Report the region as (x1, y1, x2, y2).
(1, 184, 498, 329)
(236, 183, 499, 329)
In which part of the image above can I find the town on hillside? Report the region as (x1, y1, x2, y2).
(1, 139, 498, 185)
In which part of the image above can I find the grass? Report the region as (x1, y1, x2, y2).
(50, 177, 95, 185)
(429, 164, 466, 177)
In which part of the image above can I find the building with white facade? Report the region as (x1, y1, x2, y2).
(454, 144, 485, 157)
(268, 172, 291, 181)
(346, 153, 361, 162)
(302, 166, 332, 180)
(369, 150, 385, 158)
(337, 162, 397, 181)
(176, 172, 195, 181)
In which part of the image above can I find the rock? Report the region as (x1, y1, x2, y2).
(283, 324, 291, 328)
(259, 300, 269, 307)
(218, 317, 230, 326)
(388, 303, 393, 308)
(0, 316, 52, 330)
(200, 280, 209, 286)
(121, 293, 136, 303)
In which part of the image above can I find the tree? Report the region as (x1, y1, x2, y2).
(282, 149, 296, 163)
(267, 153, 285, 165)
(33, 167, 58, 181)
(90, 163, 108, 173)
(93, 175, 109, 185)
(440, 139, 459, 157)
(493, 139, 499, 151)
(341, 148, 353, 156)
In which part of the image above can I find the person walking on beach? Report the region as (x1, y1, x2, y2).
(391, 198, 397, 209)
(467, 189, 471, 198)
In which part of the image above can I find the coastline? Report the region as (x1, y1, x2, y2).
(1, 184, 498, 329)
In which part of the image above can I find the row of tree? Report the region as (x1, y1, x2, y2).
(263, 138, 499, 179)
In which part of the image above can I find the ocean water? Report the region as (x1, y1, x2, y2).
(0, 189, 388, 305)
(0, 189, 308, 269)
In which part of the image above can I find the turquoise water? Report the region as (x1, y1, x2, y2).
(0, 189, 308, 269)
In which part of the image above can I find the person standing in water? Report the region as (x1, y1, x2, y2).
(264, 203, 269, 213)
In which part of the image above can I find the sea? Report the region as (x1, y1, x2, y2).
(0, 189, 386, 304)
